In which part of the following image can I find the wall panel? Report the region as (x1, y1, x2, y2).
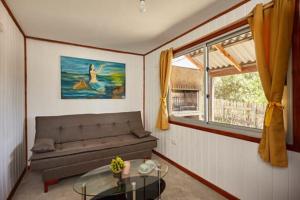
(145, 0, 300, 199)
(0, 2, 25, 199)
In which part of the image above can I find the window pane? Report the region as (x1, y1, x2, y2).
(170, 48, 205, 120)
(208, 31, 267, 129)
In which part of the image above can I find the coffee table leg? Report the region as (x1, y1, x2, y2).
(81, 183, 86, 200)
(131, 181, 136, 200)
(157, 164, 161, 200)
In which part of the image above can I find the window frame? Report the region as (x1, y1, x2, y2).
(206, 27, 267, 131)
(169, 19, 295, 145)
(170, 25, 265, 139)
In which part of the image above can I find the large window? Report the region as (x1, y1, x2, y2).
(169, 27, 283, 133)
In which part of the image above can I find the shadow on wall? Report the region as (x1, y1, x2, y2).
(8, 142, 26, 198)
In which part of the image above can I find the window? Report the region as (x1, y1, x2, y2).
(169, 27, 290, 134)
(207, 31, 267, 129)
(170, 49, 205, 121)
(210, 72, 266, 129)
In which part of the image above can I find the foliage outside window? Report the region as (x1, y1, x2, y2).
(211, 72, 267, 129)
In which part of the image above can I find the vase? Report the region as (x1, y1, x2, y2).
(122, 161, 131, 176)
(113, 171, 123, 186)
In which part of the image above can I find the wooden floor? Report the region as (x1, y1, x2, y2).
(12, 155, 226, 200)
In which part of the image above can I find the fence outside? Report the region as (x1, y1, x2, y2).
(212, 99, 266, 129)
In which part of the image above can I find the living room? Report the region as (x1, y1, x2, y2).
(1, 0, 300, 200)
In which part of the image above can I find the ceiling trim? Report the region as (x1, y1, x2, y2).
(2, 0, 250, 56)
(144, 0, 250, 56)
(1, 0, 25, 37)
(26, 36, 144, 56)
(2, 0, 143, 56)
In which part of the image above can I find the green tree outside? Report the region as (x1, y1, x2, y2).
(213, 72, 267, 104)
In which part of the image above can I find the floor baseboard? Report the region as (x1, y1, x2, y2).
(6, 167, 27, 200)
(152, 150, 239, 200)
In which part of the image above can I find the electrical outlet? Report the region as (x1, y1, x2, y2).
(0, 22, 3, 32)
(171, 139, 176, 145)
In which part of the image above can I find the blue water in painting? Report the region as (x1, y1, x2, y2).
(61, 56, 126, 99)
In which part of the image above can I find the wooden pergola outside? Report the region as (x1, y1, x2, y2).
(183, 31, 257, 77)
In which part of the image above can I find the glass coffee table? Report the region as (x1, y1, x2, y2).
(73, 159, 168, 200)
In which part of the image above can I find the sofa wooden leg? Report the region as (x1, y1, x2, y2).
(44, 179, 59, 193)
(144, 155, 151, 160)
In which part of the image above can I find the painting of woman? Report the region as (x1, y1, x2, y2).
(88, 64, 106, 93)
(61, 56, 125, 99)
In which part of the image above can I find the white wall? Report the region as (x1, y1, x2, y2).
(145, 0, 300, 199)
(27, 39, 143, 157)
(0, 2, 26, 200)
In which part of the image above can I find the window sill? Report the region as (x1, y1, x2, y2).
(169, 118, 261, 143)
(169, 118, 300, 153)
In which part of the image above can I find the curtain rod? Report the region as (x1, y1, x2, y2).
(247, 1, 274, 17)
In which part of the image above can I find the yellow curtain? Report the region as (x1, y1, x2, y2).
(248, 0, 295, 167)
(156, 48, 173, 130)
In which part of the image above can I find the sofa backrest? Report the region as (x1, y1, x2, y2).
(35, 111, 144, 143)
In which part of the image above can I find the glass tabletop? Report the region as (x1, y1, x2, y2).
(73, 159, 168, 197)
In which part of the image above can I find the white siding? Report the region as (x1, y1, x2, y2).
(145, 0, 300, 199)
(0, 2, 26, 200)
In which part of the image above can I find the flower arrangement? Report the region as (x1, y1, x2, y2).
(110, 156, 125, 174)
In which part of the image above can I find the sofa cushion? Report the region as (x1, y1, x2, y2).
(31, 134, 157, 161)
(31, 141, 156, 171)
(35, 112, 144, 144)
(31, 138, 55, 153)
(131, 129, 151, 138)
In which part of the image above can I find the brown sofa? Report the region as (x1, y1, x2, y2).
(30, 111, 157, 192)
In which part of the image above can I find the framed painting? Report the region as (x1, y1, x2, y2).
(61, 56, 125, 99)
